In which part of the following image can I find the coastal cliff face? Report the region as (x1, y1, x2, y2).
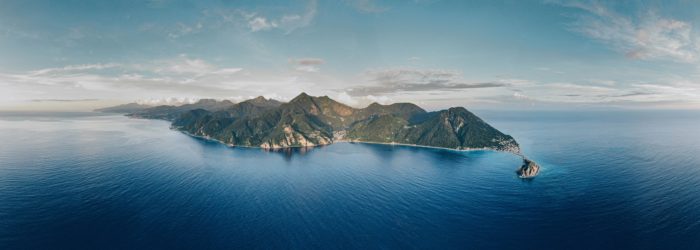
(517, 159, 540, 178)
(106, 93, 521, 153)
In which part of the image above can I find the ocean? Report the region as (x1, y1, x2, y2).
(0, 110, 699, 249)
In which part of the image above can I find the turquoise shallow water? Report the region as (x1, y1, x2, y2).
(0, 111, 699, 249)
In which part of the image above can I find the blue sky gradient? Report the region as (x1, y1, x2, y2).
(1, 0, 699, 110)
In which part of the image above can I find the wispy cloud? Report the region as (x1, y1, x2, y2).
(507, 79, 700, 106)
(346, 68, 507, 96)
(0, 55, 326, 106)
(28, 63, 121, 75)
(555, 0, 700, 63)
(0, 24, 41, 40)
(239, 0, 317, 33)
(168, 22, 204, 38)
(247, 16, 278, 31)
(29, 98, 100, 102)
(150, 55, 242, 76)
(136, 97, 199, 106)
(289, 57, 324, 72)
(345, 0, 389, 13)
(138, 0, 318, 40)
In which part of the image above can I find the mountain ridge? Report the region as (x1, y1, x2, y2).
(99, 93, 521, 154)
(94, 103, 152, 113)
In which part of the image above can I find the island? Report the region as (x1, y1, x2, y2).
(94, 103, 152, 114)
(99, 93, 538, 177)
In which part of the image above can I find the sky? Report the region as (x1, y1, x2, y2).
(1, 0, 700, 111)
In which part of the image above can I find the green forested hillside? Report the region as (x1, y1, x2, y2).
(117, 93, 520, 153)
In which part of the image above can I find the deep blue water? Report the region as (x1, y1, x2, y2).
(1, 110, 699, 249)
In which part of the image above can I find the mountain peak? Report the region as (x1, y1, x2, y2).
(367, 102, 382, 108)
(195, 98, 217, 105)
(239, 96, 282, 108)
(250, 96, 267, 102)
(290, 92, 314, 103)
(447, 107, 468, 113)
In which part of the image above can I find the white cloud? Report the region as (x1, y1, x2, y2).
(248, 16, 278, 32)
(239, 0, 317, 33)
(137, 97, 199, 106)
(365, 95, 392, 105)
(295, 65, 319, 73)
(335, 92, 359, 106)
(145, 55, 242, 76)
(557, 0, 700, 63)
(212, 68, 243, 75)
(29, 63, 121, 75)
(261, 93, 288, 101)
(3, 56, 699, 110)
(0, 55, 330, 109)
(632, 83, 698, 99)
(502, 79, 700, 106)
(512, 92, 532, 100)
(155, 56, 215, 75)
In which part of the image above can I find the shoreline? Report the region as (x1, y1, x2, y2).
(173, 127, 521, 156)
(177, 131, 538, 178)
(335, 140, 519, 154)
(162, 118, 537, 177)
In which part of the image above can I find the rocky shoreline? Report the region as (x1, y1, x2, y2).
(337, 139, 521, 154)
(175, 125, 540, 178)
(112, 92, 541, 178)
(170, 123, 540, 179)
(174, 126, 520, 154)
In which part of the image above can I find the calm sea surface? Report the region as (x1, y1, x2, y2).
(0, 110, 699, 249)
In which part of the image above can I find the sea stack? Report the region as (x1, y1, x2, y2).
(517, 158, 540, 178)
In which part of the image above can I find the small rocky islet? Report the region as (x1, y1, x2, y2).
(517, 158, 541, 178)
(99, 92, 539, 178)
